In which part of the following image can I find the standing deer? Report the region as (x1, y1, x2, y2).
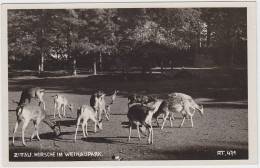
(74, 105, 103, 141)
(12, 104, 61, 146)
(110, 90, 119, 104)
(90, 91, 110, 121)
(127, 99, 163, 144)
(53, 94, 73, 118)
(18, 87, 46, 110)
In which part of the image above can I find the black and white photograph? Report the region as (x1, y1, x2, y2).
(1, 1, 257, 164)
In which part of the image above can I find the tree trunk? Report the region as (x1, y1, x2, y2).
(93, 61, 97, 75)
(99, 52, 102, 71)
(170, 60, 173, 70)
(73, 58, 77, 76)
(40, 54, 44, 72)
(39, 10, 46, 73)
(160, 61, 164, 74)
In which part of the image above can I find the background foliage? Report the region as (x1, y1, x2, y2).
(8, 8, 247, 74)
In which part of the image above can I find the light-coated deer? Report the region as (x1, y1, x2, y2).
(12, 104, 61, 146)
(74, 105, 103, 141)
(18, 87, 46, 110)
(97, 94, 110, 121)
(90, 91, 110, 121)
(53, 94, 73, 118)
(154, 92, 204, 129)
(110, 90, 119, 104)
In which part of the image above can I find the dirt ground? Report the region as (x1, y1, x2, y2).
(8, 74, 248, 161)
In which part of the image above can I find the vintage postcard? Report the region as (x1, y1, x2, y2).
(1, 1, 257, 167)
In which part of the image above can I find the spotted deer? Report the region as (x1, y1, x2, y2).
(12, 104, 61, 146)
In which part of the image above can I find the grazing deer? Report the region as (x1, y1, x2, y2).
(74, 105, 103, 141)
(12, 104, 61, 146)
(154, 92, 204, 129)
(127, 99, 162, 144)
(53, 94, 73, 118)
(169, 92, 204, 115)
(18, 87, 46, 110)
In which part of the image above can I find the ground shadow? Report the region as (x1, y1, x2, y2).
(9, 71, 247, 103)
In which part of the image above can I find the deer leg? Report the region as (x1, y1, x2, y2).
(190, 116, 194, 128)
(171, 112, 175, 120)
(161, 111, 169, 130)
(74, 117, 81, 142)
(22, 120, 30, 146)
(180, 116, 186, 128)
(58, 105, 62, 118)
(136, 123, 141, 140)
(30, 121, 37, 141)
(148, 126, 153, 144)
(104, 109, 109, 121)
(12, 120, 21, 145)
(147, 128, 151, 144)
(82, 121, 86, 138)
(63, 105, 66, 117)
(128, 122, 132, 142)
(84, 121, 88, 136)
(151, 125, 153, 144)
(43, 101, 46, 111)
(54, 102, 57, 118)
(169, 114, 173, 128)
(156, 116, 160, 127)
(36, 119, 41, 141)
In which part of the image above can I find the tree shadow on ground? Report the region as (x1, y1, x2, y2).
(8, 73, 248, 107)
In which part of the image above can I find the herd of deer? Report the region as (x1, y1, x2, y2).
(11, 87, 204, 146)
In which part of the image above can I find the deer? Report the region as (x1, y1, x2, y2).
(127, 99, 163, 144)
(90, 90, 104, 111)
(74, 105, 103, 141)
(53, 94, 73, 118)
(168, 92, 204, 114)
(154, 92, 204, 129)
(12, 104, 61, 146)
(90, 91, 110, 121)
(110, 90, 119, 104)
(96, 93, 110, 121)
(18, 87, 46, 110)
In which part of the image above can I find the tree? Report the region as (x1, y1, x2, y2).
(200, 8, 247, 67)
